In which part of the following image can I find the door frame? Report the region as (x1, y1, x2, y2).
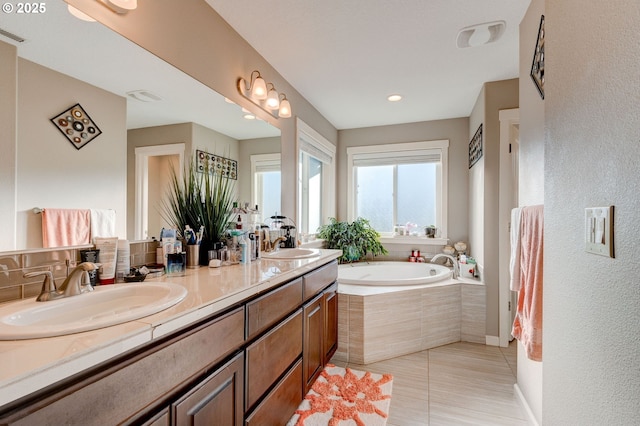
(498, 108, 519, 347)
(134, 143, 185, 240)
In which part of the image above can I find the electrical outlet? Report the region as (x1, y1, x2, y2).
(585, 206, 614, 258)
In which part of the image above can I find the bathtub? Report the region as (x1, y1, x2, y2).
(338, 261, 452, 286)
(334, 261, 486, 364)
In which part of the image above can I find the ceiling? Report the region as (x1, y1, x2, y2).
(206, 0, 532, 129)
(1, 0, 531, 137)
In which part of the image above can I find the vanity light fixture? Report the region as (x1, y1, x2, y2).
(237, 70, 293, 119)
(68, 5, 96, 21)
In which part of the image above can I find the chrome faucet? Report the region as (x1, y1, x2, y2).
(430, 254, 459, 279)
(24, 262, 98, 302)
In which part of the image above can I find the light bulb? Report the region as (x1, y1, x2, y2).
(278, 98, 291, 118)
(266, 88, 280, 110)
(68, 5, 96, 21)
(251, 76, 267, 100)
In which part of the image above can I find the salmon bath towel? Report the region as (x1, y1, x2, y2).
(511, 204, 544, 361)
(42, 208, 91, 248)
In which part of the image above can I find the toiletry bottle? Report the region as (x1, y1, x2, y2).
(236, 215, 242, 230)
(239, 235, 249, 264)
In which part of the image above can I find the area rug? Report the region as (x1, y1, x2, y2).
(287, 364, 393, 426)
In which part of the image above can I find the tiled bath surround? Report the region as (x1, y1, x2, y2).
(0, 241, 159, 304)
(333, 281, 486, 364)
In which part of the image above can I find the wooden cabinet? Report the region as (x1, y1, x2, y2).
(246, 278, 302, 340)
(323, 283, 338, 364)
(245, 309, 303, 411)
(0, 259, 340, 426)
(245, 360, 303, 426)
(172, 352, 244, 426)
(303, 293, 324, 393)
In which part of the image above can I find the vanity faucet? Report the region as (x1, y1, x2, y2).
(430, 253, 459, 279)
(269, 236, 287, 251)
(23, 262, 97, 302)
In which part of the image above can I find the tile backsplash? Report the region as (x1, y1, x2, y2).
(0, 240, 159, 304)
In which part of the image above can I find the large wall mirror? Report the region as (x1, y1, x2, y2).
(0, 1, 281, 250)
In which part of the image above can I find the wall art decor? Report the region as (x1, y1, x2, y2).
(469, 123, 483, 169)
(50, 103, 102, 150)
(196, 149, 237, 180)
(530, 14, 545, 99)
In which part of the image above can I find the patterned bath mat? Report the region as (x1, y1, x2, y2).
(287, 364, 393, 426)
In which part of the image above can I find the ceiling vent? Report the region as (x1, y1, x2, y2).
(126, 90, 162, 102)
(0, 28, 26, 43)
(456, 21, 506, 48)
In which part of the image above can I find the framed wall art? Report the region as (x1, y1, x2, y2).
(196, 149, 237, 180)
(530, 15, 545, 100)
(469, 123, 483, 169)
(50, 103, 102, 150)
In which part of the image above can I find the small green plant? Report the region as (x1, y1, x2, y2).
(317, 217, 388, 263)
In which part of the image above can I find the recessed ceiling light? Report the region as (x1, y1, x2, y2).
(387, 94, 402, 102)
(243, 114, 256, 120)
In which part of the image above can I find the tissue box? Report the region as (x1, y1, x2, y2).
(459, 262, 476, 278)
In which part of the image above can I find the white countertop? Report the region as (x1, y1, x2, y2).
(0, 250, 341, 408)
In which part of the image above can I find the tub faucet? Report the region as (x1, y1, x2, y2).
(430, 254, 459, 279)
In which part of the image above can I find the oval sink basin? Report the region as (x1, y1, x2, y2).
(0, 282, 187, 340)
(262, 248, 321, 260)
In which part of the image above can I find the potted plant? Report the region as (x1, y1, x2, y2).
(317, 217, 388, 263)
(161, 154, 236, 263)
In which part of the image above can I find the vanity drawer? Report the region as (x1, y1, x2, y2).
(303, 259, 338, 300)
(245, 309, 303, 411)
(245, 359, 303, 426)
(246, 278, 302, 340)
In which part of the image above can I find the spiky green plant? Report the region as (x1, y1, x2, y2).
(161, 154, 236, 243)
(317, 217, 388, 263)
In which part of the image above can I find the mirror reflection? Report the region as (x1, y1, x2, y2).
(0, 1, 281, 251)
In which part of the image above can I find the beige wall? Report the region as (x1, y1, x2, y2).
(337, 117, 470, 244)
(16, 59, 127, 249)
(544, 1, 640, 423)
(516, 0, 545, 423)
(0, 42, 17, 251)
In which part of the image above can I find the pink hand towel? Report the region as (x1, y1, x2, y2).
(511, 204, 544, 361)
(42, 208, 91, 248)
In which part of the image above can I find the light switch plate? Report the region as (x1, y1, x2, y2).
(585, 206, 614, 257)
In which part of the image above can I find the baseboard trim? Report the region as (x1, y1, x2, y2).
(514, 383, 540, 426)
(485, 335, 500, 346)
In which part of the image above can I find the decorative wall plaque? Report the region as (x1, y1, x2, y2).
(469, 124, 483, 169)
(530, 15, 545, 99)
(50, 103, 102, 150)
(196, 149, 237, 180)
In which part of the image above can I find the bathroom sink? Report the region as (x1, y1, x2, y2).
(0, 282, 187, 340)
(262, 248, 321, 260)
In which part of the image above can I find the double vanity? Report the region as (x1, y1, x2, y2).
(0, 249, 341, 425)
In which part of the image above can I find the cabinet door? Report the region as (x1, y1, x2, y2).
(303, 293, 324, 393)
(173, 352, 244, 426)
(323, 283, 338, 364)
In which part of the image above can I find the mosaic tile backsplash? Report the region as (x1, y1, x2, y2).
(0, 241, 159, 304)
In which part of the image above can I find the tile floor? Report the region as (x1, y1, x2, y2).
(331, 340, 529, 425)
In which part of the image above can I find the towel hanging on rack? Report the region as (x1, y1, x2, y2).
(41, 208, 91, 248)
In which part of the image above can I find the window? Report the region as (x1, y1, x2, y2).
(250, 153, 281, 222)
(297, 119, 336, 235)
(347, 140, 448, 237)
